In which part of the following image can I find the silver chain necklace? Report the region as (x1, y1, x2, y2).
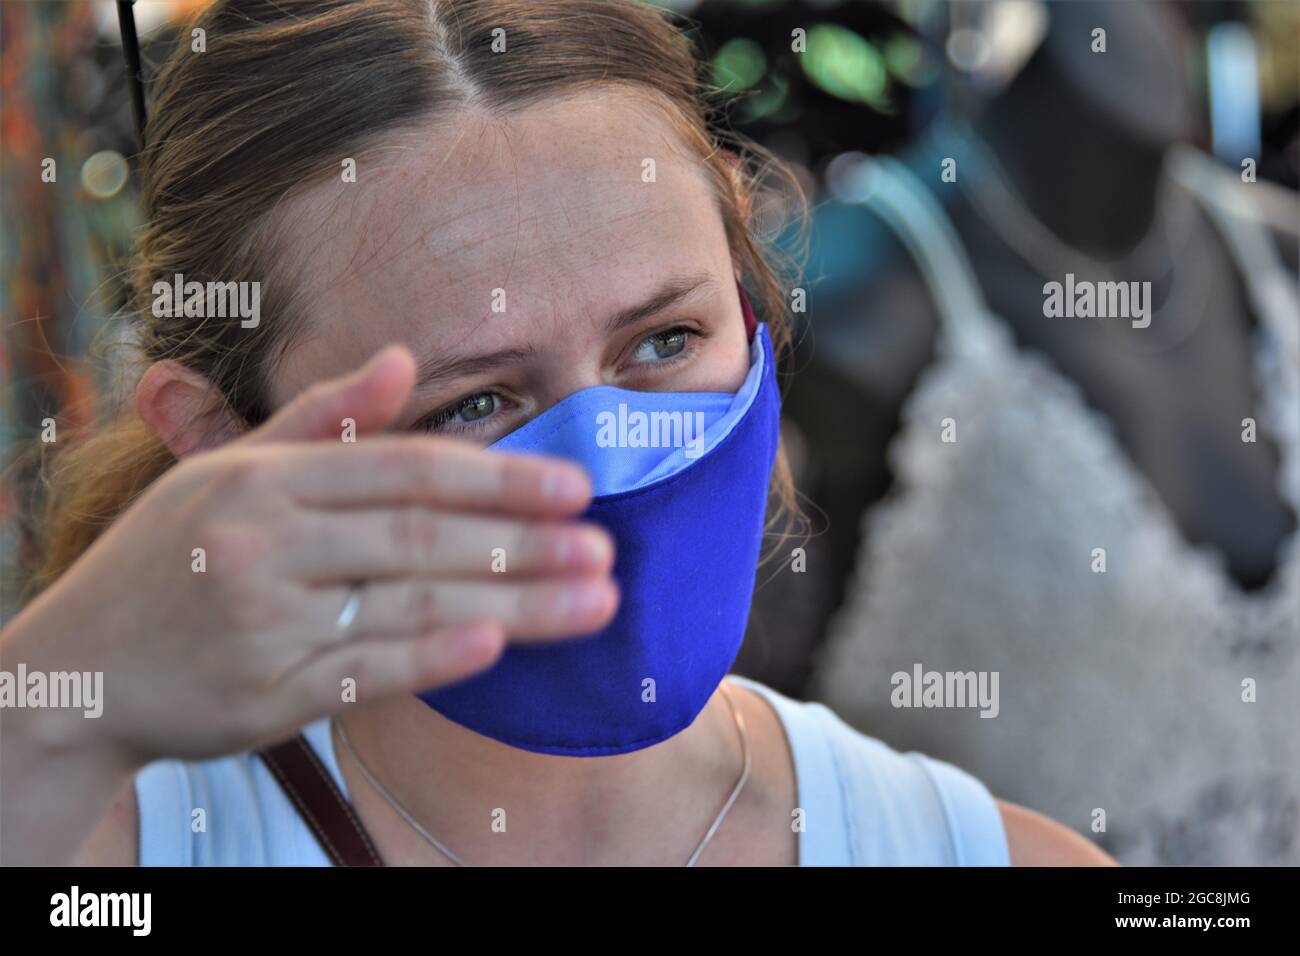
(946, 124, 1211, 353)
(332, 680, 752, 867)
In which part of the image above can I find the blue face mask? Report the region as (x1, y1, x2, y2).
(416, 304, 780, 757)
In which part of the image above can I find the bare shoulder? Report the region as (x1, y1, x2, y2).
(996, 799, 1118, 866)
(74, 781, 139, 866)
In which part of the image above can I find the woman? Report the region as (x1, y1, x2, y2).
(1, 0, 1111, 866)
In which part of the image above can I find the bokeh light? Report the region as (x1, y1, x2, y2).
(800, 24, 890, 109)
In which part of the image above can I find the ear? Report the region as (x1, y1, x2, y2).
(135, 360, 247, 458)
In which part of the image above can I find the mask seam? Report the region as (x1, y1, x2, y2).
(492, 326, 773, 498)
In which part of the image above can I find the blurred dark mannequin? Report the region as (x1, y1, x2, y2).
(958, 0, 1294, 584)
(737, 0, 1297, 694)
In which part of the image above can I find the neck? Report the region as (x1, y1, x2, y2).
(975, 58, 1168, 259)
(336, 682, 744, 865)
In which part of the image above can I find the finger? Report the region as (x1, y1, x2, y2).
(282, 509, 615, 583)
(304, 576, 620, 643)
(287, 619, 509, 714)
(270, 437, 593, 516)
(242, 345, 416, 445)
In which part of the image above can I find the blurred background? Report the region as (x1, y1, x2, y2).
(3, 0, 1298, 865)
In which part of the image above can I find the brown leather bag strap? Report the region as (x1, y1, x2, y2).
(257, 732, 385, 866)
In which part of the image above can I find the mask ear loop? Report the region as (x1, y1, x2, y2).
(116, 0, 148, 152)
(736, 281, 758, 343)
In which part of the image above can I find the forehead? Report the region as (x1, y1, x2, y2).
(270, 89, 731, 389)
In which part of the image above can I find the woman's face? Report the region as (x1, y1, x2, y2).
(268, 89, 752, 447)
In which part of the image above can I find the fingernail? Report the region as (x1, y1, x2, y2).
(554, 530, 610, 568)
(453, 622, 496, 658)
(557, 581, 607, 619)
(362, 346, 395, 375)
(583, 530, 612, 567)
(542, 467, 588, 502)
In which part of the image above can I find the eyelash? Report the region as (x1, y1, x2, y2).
(418, 394, 499, 434)
(416, 325, 698, 436)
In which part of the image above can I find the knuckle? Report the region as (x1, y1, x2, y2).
(225, 579, 283, 635)
(372, 438, 418, 471)
(389, 441, 440, 490)
(202, 523, 270, 580)
(208, 452, 277, 503)
(390, 508, 441, 565)
(349, 648, 388, 692)
(409, 582, 444, 631)
(201, 531, 281, 632)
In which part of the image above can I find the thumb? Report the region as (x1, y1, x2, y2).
(241, 345, 417, 445)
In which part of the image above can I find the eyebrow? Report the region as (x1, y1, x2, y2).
(413, 271, 718, 393)
(414, 345, 538, 394)
(602, 270, 717, 336)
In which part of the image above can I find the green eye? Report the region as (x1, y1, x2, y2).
(420, 392, 498, 433)
(634, 328, 688, 362)
(458, 393, 495, 422)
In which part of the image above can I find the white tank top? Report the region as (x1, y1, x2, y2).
(133, 676, 1010, 865)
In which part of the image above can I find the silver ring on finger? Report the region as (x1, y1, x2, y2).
(336, 583, 364, 636)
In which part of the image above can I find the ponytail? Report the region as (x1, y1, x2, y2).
(12, 410, 176, 607)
